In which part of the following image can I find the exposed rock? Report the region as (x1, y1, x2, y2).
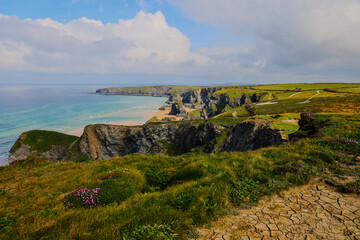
(183, 112, 202, 121)
(78, 123, 225, 160)
(10, 120, 282, 162)
(289, 112, 330, 142)
(200, 93, 266, 119)
(169, 103, 187, 116)
(78, 120, 282, 160)
(160, 117, 176, 122)
(219, 120, 283, 152)
(182, 87, 221, 104)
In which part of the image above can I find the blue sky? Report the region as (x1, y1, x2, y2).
(0, 0, 359, 85)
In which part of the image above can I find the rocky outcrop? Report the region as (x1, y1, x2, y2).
(169, 103, 187, 116)
(219, 120, 283, 152)
(182, 87, 221, 104)
(78, 121, 282, 160)
(8, 131, 76, 163)
(78, 123, 225, 160)
(200, 93, 266, 119)
(289, 112, 330, 142)
(161, 117, 176, 122)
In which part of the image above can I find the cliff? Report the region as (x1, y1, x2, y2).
(78, 120, 282, 160)
(95, 86, 174, 97)
(8, 130, 78, 163)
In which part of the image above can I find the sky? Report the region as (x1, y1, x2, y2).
(0, 0, 359, 85)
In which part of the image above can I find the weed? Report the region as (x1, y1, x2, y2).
(121, 224, 178, 240)
(229, 178, 261, 208)
(171, 192, 195, 210)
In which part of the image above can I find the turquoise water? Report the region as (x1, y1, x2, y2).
(0, 85, 167, 166)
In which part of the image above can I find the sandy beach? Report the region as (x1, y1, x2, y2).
(68, 105, 196, 137)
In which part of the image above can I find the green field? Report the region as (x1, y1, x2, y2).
(251, 83, 360, 91)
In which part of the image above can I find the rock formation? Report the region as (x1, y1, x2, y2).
(78, 123, 225, 160)
(288, 112, 330, 141)
(8, 131, 77, 163)
(169, 103, 187, 116)
(78, 121, 282, 160)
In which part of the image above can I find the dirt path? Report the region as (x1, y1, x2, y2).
(192, 184, 360, 240)
(298, 90, 320, 104)
(287, 92, 302, 98)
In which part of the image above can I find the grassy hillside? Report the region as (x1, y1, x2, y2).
(1, 83, 360, 240)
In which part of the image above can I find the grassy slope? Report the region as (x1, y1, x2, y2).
(10, 130, 78, 153)
(1, 83, 360, 240)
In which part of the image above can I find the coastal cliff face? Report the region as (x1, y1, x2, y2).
(9, 121, 282, 163)
(78, 121, 282, 160)
(78, 123, 225, 160)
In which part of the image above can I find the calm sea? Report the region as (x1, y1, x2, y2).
(0, 85, 167, 166)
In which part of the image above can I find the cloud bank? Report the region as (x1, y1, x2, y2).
(0, 11, 209, 75)
(170, 0, 360, 79)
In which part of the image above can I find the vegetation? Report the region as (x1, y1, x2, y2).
(1, 83, 360, 239)
(10, 130, 78, 153)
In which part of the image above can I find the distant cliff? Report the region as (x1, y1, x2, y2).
(96, 86, 174, 97)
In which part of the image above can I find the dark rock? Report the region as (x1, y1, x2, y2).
(78, 120, 283, 160)
(161, 117, 176, 122)
(169, 103, 187, 116)
(78, 123, 225, 160)
(288, 112, 330, 142)
(182, 87, 221, 104)
(199, 92, 266, 119)
(219, 120, 283, 152)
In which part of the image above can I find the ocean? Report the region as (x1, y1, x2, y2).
(0, 85, 167, 166)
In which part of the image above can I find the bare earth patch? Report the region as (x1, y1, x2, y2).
(192, 184, 360, 240)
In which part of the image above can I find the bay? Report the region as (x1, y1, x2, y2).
(0, 85, 167, 166)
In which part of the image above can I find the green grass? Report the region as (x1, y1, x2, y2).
(251, 83, 360, 91)
(1, 113, 359, 239)
(10, 130, 78, 153)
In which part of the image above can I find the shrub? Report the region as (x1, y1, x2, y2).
(121, 224, 178, 240)
(0, 190, 5, 196)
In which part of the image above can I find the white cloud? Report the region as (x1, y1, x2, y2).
(170, 0, 360, 78)
(0, 11, 210, 74)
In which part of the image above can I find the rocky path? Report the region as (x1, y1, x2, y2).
(192, 184, 360, 240)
